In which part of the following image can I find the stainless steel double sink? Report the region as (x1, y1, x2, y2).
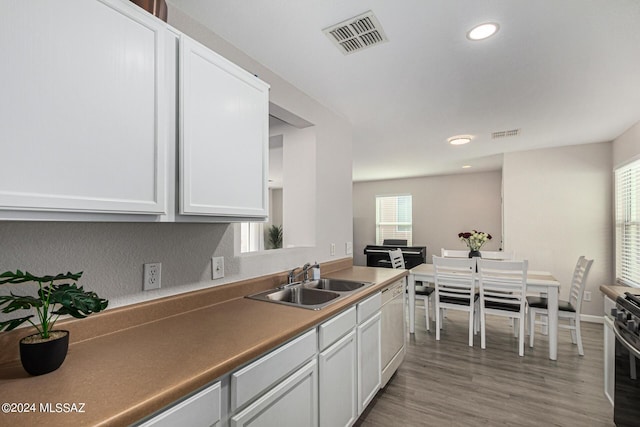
(246, 278, 374, 310)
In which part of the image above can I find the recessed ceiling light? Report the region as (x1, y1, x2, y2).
(467, 23, 499, 41)
(447, 135, 473, 145)
(462, 165, 472, 169)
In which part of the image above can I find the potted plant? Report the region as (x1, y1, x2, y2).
(0, 270, 108, 375)
(268, 224, 283, 249)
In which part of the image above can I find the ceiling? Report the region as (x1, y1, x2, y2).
(167, 0, 640, 181)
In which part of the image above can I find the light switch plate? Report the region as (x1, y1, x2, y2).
(212, 256, 224, 279)
(330, 243, 336, 256)
(345, 241, 353, 255)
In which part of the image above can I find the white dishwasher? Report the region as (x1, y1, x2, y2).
(380, 278, 406, 387)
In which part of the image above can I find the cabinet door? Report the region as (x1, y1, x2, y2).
(231, 359, 318, 427)
(137, 381, 221, 427)
(604, 315, 615, 405)
(604, 296, 615, 405)
(357, 311, 382, 414)
(231, 329, 317, 411)
(0, 0, 167, 215)
(319, 330, 357, 427)
(179, 36, 269, 219)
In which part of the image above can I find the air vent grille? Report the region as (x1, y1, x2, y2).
(491, 129, 521, 139)
(324, 11, 388, 55)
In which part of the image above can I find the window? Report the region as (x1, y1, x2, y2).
(240, 222, 264, 253)
(376, 195, 412, 245)
(615, 160, 640, 287)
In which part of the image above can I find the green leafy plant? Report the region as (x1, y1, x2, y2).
(268, 224, 283, 249)
(0, 270, 108, 339)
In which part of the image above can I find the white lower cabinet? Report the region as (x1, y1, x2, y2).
(230, 330, 317, 411)
(229, 329, 317, 426)
(137, 381, 221, 427)
(318, 330, 358, 427)
(230, 359, 318, 427)
(318, 307, 358, 427)
(357, 311, 382, 414)
(604, 296, 615, 405)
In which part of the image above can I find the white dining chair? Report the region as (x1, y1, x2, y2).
(528, 256, 593, 356)
(441, 248, 469, 258)
(480, 250, 515, 260)
(433, 255, 477, 346)
(478, 259, 529, 356)
(479, 250, 517, 331)
(389, 248, 405, 269)
(440, 249, 478, 322)
(389, 249, 434, 331)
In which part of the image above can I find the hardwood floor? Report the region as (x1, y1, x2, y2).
(355, 308, 614, 426)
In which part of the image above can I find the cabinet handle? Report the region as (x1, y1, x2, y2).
(613, 324, 640, 359)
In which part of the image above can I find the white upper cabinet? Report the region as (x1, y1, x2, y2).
(1, 0, 269, 222)
(0, 0, 167, 217)
(179, 36, 269, 220)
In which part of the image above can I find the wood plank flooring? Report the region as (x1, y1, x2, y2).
(355, 308, 614, 427)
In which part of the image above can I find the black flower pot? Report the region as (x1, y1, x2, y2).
(19, 330, 69, 376)
(469, 250, 481, 258)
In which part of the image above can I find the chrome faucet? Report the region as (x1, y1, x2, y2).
(287, 265, 305, 284)
(287, 262, 320, 284)
(302, 262, 320, 281)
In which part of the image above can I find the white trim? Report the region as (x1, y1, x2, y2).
(581, 314, 604, 324)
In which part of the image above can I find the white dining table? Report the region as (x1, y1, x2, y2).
(407, 263, 561, 360)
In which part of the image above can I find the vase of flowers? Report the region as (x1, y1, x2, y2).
(458, 230, 492, 258)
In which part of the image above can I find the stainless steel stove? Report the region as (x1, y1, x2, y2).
(613, 292, 640, 426)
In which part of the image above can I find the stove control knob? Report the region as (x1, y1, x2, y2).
(628, 313, 634, 321)
(628, 320, 636, 331)
(611, 308, 618, 318)
(618, 311, 626, 321)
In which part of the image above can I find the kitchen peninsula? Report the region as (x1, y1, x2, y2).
(0, 260, 406, 426)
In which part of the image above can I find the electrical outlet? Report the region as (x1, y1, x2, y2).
(212, 256, 224, 279)
(143, 263, 161, 291)
(345, 241, 353, 255)
(583, 291, 592, 302)
(330, 243, 336, 256)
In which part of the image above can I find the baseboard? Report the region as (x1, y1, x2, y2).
(581, 314, 604, 324)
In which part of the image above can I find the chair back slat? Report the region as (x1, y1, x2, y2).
(480, 250, 515, 260)
(440, 248, 470, 258)
(569, 256, 594, 310)
(478, 259, 528, 311)
(478, 258, 529, 356)
(389, 249, 406, 269)
(433, 256, 476, 304)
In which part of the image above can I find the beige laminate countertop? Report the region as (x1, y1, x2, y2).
(600, 284, 636, 301)
(0, 265, 405, 427)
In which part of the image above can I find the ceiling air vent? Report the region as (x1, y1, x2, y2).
(323, 11, 388, 55)
(491, 129, 521, 139)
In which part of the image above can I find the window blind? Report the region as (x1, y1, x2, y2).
(375, 195, 412, 245)
(615, 160, 640, 287)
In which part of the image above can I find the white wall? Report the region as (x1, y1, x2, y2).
(503, 142, 612, 317)
(282, 127, 316, 248)
(613, 120, 640, 167)
(0, 6, 353, 311)
(353, 171, 503, 266)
